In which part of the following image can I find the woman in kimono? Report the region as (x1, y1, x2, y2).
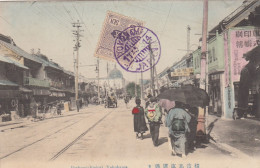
(132, 98, 148, 140)
(166, 101, 191, 158)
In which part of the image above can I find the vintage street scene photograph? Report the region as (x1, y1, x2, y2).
(0, 0, 260, 168)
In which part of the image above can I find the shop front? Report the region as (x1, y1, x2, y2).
(236, 45, 260, 118)
(208, 72, 224, 116)
(0, 88, 20, 121)
(223, 27, 260, 119)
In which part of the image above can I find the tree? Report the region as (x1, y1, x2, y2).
(126, 82, 141, 98)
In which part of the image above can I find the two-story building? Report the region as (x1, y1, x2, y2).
(0, 34, 76, 118)
(192, 0, 260, 119)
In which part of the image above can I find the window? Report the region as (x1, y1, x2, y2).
(208, 50, 212, 63)
(213, 47, 217, 61)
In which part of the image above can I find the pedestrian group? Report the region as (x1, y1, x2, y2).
(132, 96, 196, 158)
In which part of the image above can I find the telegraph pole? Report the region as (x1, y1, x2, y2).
(141, 67, 144, 99)
(154, 65, 159, 96)
(97, 57, 100, 104)
(197, 0, 208, 140)
(187, 25, 191, 54)
(72, 20, 83, 101)
(149, 41, 155, 96)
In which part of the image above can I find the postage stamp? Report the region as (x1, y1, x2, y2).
(114, 25, 161, 73)
(95, 11, 144, 61)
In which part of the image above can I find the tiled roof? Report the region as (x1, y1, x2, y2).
(0, 40, 42, 64)
(32, 54, 62, 71)
(63, 69, 74, 76)
(0, 37, 73, 75)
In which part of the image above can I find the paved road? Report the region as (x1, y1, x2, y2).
(0, 100, 258, 168)
(208, 116, 260, 157)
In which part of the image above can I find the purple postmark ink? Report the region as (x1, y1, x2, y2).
(114, 26, 161, 73)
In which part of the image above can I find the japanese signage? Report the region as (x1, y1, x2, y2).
(171, 68, 194, 77)
(230, 28, 260, 82)
(224, 31, 230, 87)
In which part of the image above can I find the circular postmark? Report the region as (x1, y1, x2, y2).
(114, 26, 161, 73)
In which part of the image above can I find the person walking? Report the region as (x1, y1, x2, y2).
(57, 101, 62, 115)
(132, 98, 148, 140)
(165, 101, 191, 158)
(145, 97, 162, 147)
(124, 95, 129, 108)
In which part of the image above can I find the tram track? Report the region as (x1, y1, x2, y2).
(0, 117, 85, 160)
(0, 106, 110, 161)
(49, 110, 113, 161)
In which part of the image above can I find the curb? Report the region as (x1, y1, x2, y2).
(0, 107, 95, 132)
(209, 131, 251, 160)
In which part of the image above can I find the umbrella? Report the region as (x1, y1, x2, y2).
(159, 99, 175, 111)
(157, 85, 209, 107)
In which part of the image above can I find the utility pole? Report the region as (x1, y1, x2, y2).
(72, 20, 83, 101)
(154, 65, 160, 96)
(149, 41, 155, 96)
(187, 25, 191, 54)
(97, 57, 100, 104)
(141, 67, 144, 100)
(197, 0, 208, 140)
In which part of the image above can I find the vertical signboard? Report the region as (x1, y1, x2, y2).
(230, 27, 260, 82)
(224, 31, 230, 87)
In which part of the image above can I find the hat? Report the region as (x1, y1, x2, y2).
(150, 97, 157, 102)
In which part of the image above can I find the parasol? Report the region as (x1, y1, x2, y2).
(157, 85, 209, 107)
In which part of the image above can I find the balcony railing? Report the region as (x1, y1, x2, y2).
(24, 77, 50, 88)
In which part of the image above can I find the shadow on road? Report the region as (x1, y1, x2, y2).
(158, 137, 168, 146)
(143, 133, 151, 139)
(207, 118, 218, 143)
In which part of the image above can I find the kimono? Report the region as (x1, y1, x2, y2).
(132, 106, 148, 133)
(166, 108, 191, 155)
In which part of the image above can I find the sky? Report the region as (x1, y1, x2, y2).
(0, 0, 244, 83)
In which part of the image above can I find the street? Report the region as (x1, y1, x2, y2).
(1, 100, 258, 168)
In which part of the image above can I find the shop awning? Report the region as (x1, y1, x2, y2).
(0, 80, 18, 87)
(32, 88, 50, 96)
(19, 86, 32, 93)
(208, 68, 224, 75)
(50, 87, 65, 97)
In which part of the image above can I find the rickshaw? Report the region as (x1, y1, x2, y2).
(105, 96, 117, 108)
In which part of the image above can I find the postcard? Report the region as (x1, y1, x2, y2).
(0, 1, 259, 168)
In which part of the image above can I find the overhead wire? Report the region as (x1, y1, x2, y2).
(54, 5, 73, 24)
(63, 3, 75, 22)
(33, 4, 70, 31)
(72, 4, 94, 47)
(71, 3, 98, 67)
(41, 5, 71, 30)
